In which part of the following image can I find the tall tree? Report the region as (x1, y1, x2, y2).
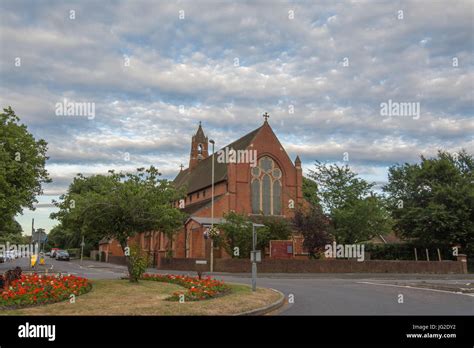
(51, 173, 118, 249)
(51, 167, 185, 282)
(308, 161, 373, 213)
(332, 195, 393, 244)
(302, 176, 320, 207)
(0, 217, 25, 244)
(0, 106, 50, 234)
(383, 150, 474, 250)
(308, 161, 392, 244)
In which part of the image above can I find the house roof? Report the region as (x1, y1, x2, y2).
(187, 216, 227, 226)
(367, 232, 404, 244)
(181, 194, 225, 215)
(174, 125, 263, 194)
(98, 237, 111, 244)
(186, 216, 265, 227)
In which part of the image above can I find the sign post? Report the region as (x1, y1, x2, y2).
(195, 259, 208, 279)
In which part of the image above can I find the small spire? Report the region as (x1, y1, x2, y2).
(194, 121, 206, 140)
(295, 155, 301, 167)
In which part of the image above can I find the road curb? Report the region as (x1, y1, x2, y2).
(236, 288, 285, 316)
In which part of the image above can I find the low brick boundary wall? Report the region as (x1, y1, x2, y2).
(158, 257, 200, 270)
(156, 258, 467, 274)
(108, 256, 127, 265)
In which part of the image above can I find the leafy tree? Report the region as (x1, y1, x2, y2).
(45, 225, 75, 250)
(251, 215, 293, 252)
(293, 206, 332, 258)
(219, 213, 293, 258)
(50, 174, 115, 250)
(0, 218, 25, 244)
(302, 176, 319, 207)
(51, 166, 185, 282)
(308, 161, 373, 213)
(308, 161, 392, 244)
(383, 150, 474, 250)
(0, 106, 50, 234)
(332, 195, 393, 244)
(218, 212, 254, 258)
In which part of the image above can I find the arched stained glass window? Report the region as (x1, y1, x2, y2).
(273, 180, 281, 215)
(262, 174, 271, 215)
(251, 179, 260, 214)
(250, 156, 283, 215)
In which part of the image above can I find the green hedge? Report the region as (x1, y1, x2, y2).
(66, 248, 80, 258)
(365, 244, 457, 261)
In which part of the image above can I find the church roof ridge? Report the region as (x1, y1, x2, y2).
(174, 123, 264, 194)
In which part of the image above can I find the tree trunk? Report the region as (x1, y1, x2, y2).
(120, 242, 137, 283)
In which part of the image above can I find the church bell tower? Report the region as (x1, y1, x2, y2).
(189, 122, 209, 170)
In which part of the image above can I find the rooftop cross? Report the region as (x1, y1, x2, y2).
(263, 112, 270, 122)
(179, 163, 184, 171)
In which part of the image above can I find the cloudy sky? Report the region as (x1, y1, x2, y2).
(0, 0, 472, 233)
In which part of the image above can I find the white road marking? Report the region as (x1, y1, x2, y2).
(357, 281, 474, 297)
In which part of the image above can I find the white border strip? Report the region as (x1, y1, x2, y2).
(357, 281, 474, 297)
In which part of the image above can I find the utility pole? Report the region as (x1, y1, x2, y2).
(252, 224, 257, 291)
(209, 139, 215, 273)
(32, 218, 35, 253)
(80, 235, 85, 265)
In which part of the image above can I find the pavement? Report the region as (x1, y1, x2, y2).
(1, 257, 473, 315)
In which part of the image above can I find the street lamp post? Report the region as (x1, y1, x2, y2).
(252, 224, 257, 291)
(209, 139, 215, 273)
(80, 235, 85, 265)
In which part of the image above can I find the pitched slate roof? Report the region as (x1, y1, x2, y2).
(187, 216, 227, 226)
(174, 125, 262, 194)
(181, 194, 225, 215)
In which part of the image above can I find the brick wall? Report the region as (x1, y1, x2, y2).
(269, 240, 294, 259)
(108, 255, 127, 265)
(157, 258, 467, 274)
(159, 258, 203, 271)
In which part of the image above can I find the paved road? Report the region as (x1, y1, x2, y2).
(0, 257, 128, 279)
(2, 257, 473, 315)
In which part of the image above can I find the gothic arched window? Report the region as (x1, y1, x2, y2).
(251, 156, 282, 215)
(197, 144, 203, 155)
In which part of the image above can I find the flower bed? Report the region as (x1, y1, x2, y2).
(141, 273, 231, 301)
(0, 274, 92, 309)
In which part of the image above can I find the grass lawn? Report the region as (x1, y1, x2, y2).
(0, 279, 281, 315)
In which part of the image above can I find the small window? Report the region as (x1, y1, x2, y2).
(203, 190, 206, 197)
(189, 195, 192, 203)
(197, 192, 200, 198)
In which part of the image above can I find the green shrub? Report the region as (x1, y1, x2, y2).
(128, 245, 149, 282)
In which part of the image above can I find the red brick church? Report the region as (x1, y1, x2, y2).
(99, 114, 307, 264)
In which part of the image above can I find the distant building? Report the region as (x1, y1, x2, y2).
(110, 115, 308, 265)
